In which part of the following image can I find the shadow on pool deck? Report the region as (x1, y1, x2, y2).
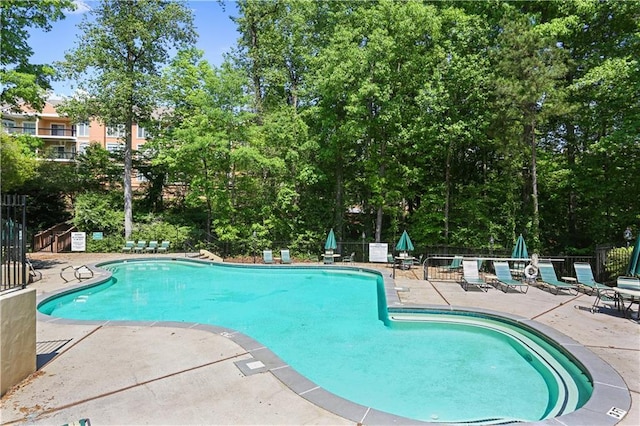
(1, 252, 638, 425)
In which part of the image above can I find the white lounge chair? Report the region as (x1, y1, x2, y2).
(280, 249, 292, 264)
(132, 240, 147, 254)
(342, 252, 355, 263)
(156, 241, 170, 253)
(461, 260, 487, 292)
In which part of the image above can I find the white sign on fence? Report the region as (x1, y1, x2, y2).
(369, 243, 389, 263)
(71, 232, 86, 252)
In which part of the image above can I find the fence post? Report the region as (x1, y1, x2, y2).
(1, 195, 28, 290)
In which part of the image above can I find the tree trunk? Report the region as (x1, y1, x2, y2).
(201, 155, 212, 242)
(123, 35, 134, 239)
(444, 139, 453, 243)
(529, 115, 540, 249)
(375, 138, 386, 243)
(249, 21, 263, 119)
(124, 130, 133, 239)
(124, 115, 133, 238)
(566, 122, 577, 239)
(335, 158, 343, 241)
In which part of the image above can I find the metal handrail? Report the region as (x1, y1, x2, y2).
(60, 265, 93, 283)
(27, 259, 42, 283)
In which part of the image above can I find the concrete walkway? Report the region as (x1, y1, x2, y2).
(1, 253, 638, 425)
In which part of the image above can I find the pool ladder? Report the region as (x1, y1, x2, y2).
(60, 265, 94, 283)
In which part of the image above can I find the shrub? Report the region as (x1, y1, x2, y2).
(85, 234, 126, 253)
(73, 192, 124, 235)
(131, 220, 194, 252)
(604, 246, 632, 278)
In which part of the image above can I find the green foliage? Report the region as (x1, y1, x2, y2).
(74, 197, 194, 252)
(19, 177, 72, 233)
(0, 0, 75, 110)
(76, 143, 123, 190)
(56, 0, 197, 126)
(0, 134, 38, 191)
(2, 134, 75, 233)
(7, 0, 639, 257)
(73, 192, 124, 234)
(604, 247, 632, 278)
(131, 221, 193, 252)
(56, 0, 197, 237)
(85, 235, 126, 253)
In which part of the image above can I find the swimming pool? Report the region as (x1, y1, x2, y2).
(39, 259, 594, 424)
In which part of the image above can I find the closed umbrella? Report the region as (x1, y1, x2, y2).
(395, 230, 414, 253)
(627, 235, 640, 277)
(511, 234, 529, 276)
(324, 228, 337, 252)
(511, 234, 529, 259)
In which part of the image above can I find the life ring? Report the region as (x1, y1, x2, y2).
(524, 264, 538, 279)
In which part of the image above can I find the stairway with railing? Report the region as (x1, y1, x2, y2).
(33, 222, 76, 253)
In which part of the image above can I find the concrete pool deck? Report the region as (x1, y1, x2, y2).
(1, 253, 638, 425)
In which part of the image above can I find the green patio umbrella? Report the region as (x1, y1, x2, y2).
(395, 230, 414, 253)
(511, 234, 529, 259)
(626, 235, 640, 277)
(324, 228, 337, 251)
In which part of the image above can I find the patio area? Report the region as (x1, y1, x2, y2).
(1, 252, 638, 425)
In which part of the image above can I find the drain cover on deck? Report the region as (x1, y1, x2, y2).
(235, 359, 268, 376)
(607, 407, 627, 419)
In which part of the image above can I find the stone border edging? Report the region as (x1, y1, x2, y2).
(35, 257, 631, 425)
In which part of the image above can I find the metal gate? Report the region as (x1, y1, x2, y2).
(1, 195, 27, 290)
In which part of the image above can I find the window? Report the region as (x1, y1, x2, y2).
(78, 142, 90, 153)
(136, 171, 148, 183)
(76, 122, 89, 137)
(51, 123, 66, 136)
(106, 124, 125, 138)
(137, 125, 146, 139)
(106, 142, 123, 153)
(2, 119, 15, 133)
(23, 122, 36, 135)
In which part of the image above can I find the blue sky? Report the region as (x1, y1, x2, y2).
(28, 0, 240, 96)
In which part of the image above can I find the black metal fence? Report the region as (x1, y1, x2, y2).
(422, 255, 595, 282)
(140, 233, 630, 284)
(595, 244, 635, 283)
(421, 250, 634, 284)
(1, 195, 27, 291)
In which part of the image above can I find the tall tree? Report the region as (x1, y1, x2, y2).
(492, 6, 567, 250)
(0, 0, 74, 110)
(410, 3, 498, 247)
(154, 49, 262, 244)
(57, 0, 196, 238)
(556, 0, 640, 247)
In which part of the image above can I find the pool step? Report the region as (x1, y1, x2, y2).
(198, 249, 223, 262)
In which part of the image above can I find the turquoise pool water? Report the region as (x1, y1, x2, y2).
(38, 259, 592, 423)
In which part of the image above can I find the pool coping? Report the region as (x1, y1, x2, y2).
(35, 256, 631, 425)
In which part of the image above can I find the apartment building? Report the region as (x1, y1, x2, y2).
(2, 97, 148, 158)
(1, 96, 148, 183)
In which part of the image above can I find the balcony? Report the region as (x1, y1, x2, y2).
(48, 150, 78, 161)
(37, 127, 77, 139)
(3, 125, 77, 138)
(33, 148, 78, 162)
(2, 125, 37, 136)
